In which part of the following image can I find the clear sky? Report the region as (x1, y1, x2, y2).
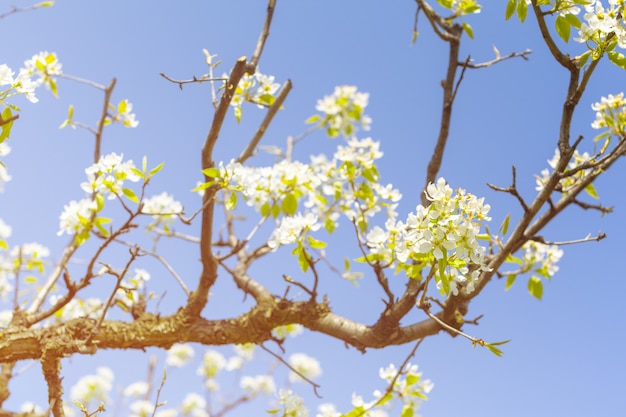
(1, 1, 625, 416)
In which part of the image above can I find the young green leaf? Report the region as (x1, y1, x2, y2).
(517, 0, 528, 22)
(505, 274, 517, 290)
(505, 0, 517, 20)
(202, 167, 221, 178)
(584, 183, 599, 199)
(528, 275, 543, 300)
(307, 235, 327, 249)
(499, 213, 511, 235)
(122, 188, 139, 203)
(462, 22, 475, 39)
(555, 15, 570, 42)
(282, 193, 298, 216)
(149, 162, 165, 177)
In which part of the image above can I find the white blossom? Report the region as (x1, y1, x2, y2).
(288, 353, 322, 383)
(142, 192, 183, 226)
(81, 152, 140, 199)
(166, 343, 195, 367)
(197, 350, 226, 379)
(70, 367, 114, 406)
(57, 198, 98, 237)
(240, 375, 276, 396)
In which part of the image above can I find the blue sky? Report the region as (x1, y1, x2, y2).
(1, 1, 625, 416)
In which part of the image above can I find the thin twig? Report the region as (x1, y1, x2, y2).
(236, 79, 293, 164)
(461, 48, 532, 69)
(159, 72, 227, 90)
(248, 0, 277, 72)
(259, 344, 322, 398)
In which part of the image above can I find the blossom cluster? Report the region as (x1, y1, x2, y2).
(229, 71, 280, 122)
(522, 241, 564, 278)
(591, 92, 626, 136)
(0, 241, 52, 303)
(105, 99, 139, 128)
(535, 148, 596, 196)
(365, 178, 491, 296)
(575, 0, 626, 48)
(307, 85, 372, 138)
(214, 137, 401, 255)
(81, 152, 140, 199)
(0, 143, 10, 193)
(141, 192, 183, 228)
(378, 363, 434, 415)
(0, 51, 62, 104)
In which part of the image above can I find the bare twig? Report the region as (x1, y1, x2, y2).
(0, 2, 52, 20)
(159, 72, 227, 90)
(236, 79, 293, 164)
(94, 78, 117, 163)
(461, 48, 532, 69)
(248, 0, 277, 72)
(259, 343, 322, 398)
(487, 166, 529, 212)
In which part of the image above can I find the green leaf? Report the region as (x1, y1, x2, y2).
(282, 193, 298, 216)
(505, 0, 517, 20)
(131, 167, 146, 180)
(462, 22, 474, 39)
(261, 201, 271, 218)
(191, 181, 214, 192)
(122, 188, 139, 203)
(341, 406, 367, 417)
(305, 114, 321, 124)
(117, 99, 127, 114)
(608, 51, 626, 70)
(484, 343, 504, 357)
(528, 275, 543, 300)
(95, 193, 105, 212)
(400, 405, 414, 417)
(234, 106, 242, 123)
(149, 162, 164, 177)
(297, 249, 310, 272)
(591, 45, 604, 61)
(324, 217, 336, 233)
(577, 50, 591, 67)
(563, 13, 581, 29)
(307, 235, 327, 249)
(555, 15, 570, 43)
(271, 203, 281, 218)
(94, 217, 112, 237)
(506, 254, 523, 265)
(226, 192, 237, 210)
(202, 167, 221, 178)
(584, 183, 599, 199)
(257, 93, 275, 106)
(0, 108, 14, 142)
(130, 167, 146, 180)
(412, 29, 419, 44)
(505, 274, 517, 290)
(361, 167, 378, 182)
(49, 78, 59, 97)
(517, 0, 528, 22)
(499, 213, 511, 235)
(406, 373, 421, 387)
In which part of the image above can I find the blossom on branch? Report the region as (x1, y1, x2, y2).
(81, 152, 140, 199)
(307, 85, 371, 138)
